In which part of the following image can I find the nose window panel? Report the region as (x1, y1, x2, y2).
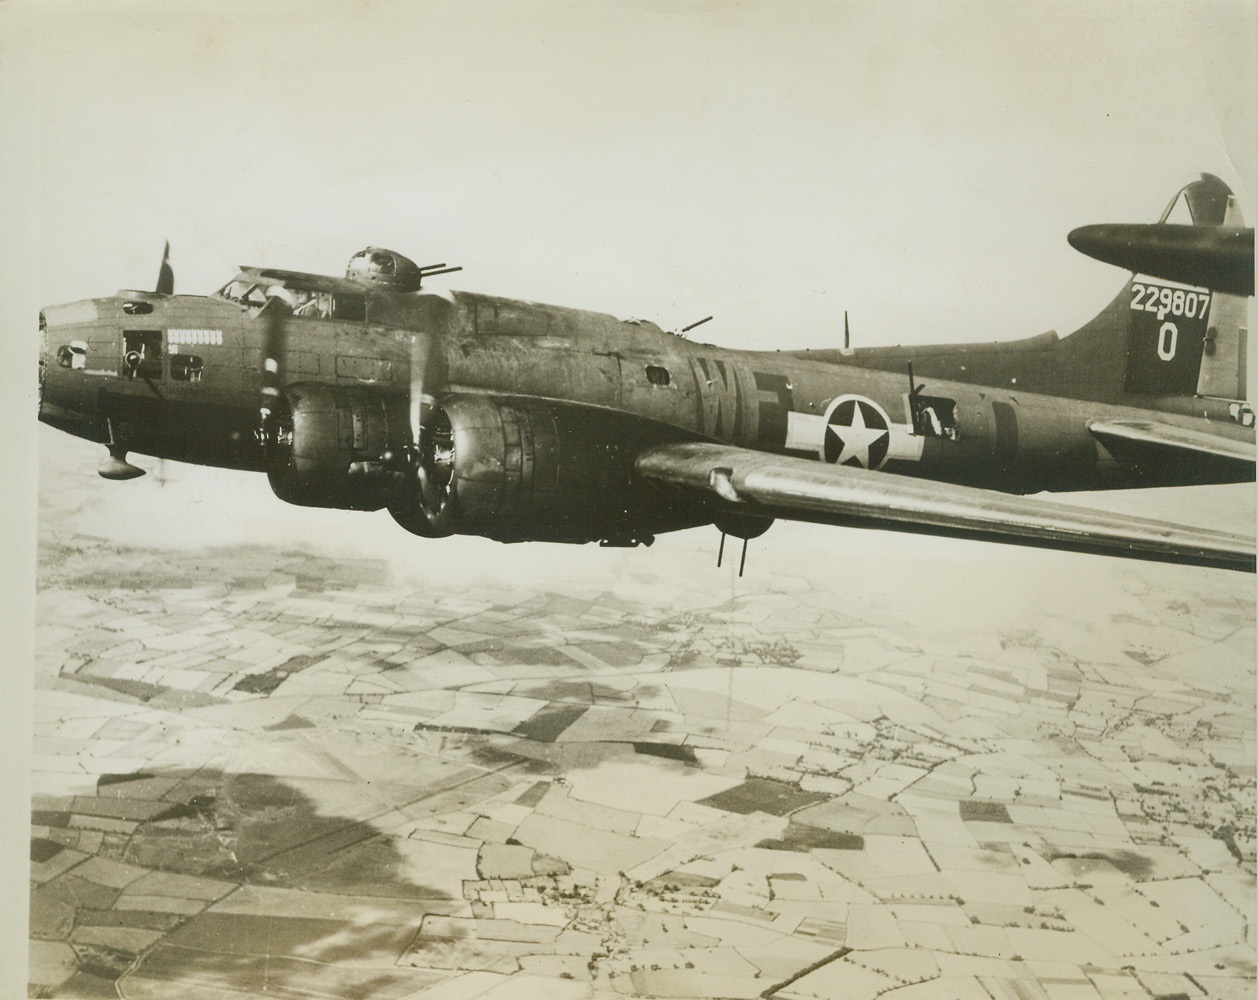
(56, 341, 88, 369)
(171, 353, 204, 382)
(123, 330, 163, 379)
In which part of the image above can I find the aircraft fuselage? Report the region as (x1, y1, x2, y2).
(40, 277, 1251, 505)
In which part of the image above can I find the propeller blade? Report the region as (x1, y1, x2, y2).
(258, 295, 292, 433)
(410, 334, 423, 450)
(156, 241, 174, 295)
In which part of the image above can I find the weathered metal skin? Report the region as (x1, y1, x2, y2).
(40, 292, 262, 470)
(434, 289, 1249, 492)
(266, 382, 411, 511)
(387, 394, 705, 544)
(42, 285, 1251, 484)
(37, 236, 1254, 548)
(41, 284, 1251, 471)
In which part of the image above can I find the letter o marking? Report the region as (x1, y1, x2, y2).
(1157, 322, 1178, 361)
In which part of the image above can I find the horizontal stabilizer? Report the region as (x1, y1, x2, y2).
(636, 441, 1255, 572)
(1067, 223, 1254, 297)
(1090, 419, 1255, 467)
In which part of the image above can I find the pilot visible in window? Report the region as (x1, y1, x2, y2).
(292, 290, 334, 319)
(292, 290, 319, 317)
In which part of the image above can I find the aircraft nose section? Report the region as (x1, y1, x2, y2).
(41, 306, 91, 371)
(38, 309, 47, 408)
(38, 299, 105, 436)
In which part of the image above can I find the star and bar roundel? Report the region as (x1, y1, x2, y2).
(822, 394, 892, 469)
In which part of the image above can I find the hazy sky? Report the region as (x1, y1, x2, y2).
(12, 0, 1258, 347)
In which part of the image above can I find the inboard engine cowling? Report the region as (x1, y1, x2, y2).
(265, 387, 704, 544)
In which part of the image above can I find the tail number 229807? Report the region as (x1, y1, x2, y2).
(1129, 282, 1211, 322)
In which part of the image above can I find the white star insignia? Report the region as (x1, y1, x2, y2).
(828, 403, 888, 467)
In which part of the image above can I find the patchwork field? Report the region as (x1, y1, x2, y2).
(30, 431, 1256, 999)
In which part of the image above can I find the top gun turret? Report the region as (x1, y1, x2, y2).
(345, 247, 462, 292)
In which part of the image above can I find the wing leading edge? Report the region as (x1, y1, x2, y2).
(636, 442, 1255, 573)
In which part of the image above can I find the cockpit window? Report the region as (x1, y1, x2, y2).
(214, 279, 365, 322)
(288, 288, 366, 321)
(215, 279, 269, 307)
(331, 293, 366, 321)
(292, 291, 326, 317)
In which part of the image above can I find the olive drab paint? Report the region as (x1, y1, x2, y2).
(36, 176, 1255, 569)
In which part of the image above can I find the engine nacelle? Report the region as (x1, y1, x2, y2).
(266, 382, 411, 511)
(390, 395, 704, 544)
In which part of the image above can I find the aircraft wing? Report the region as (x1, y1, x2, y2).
(635, 441, 1255, 572)
(1089, 419, 1256, 467)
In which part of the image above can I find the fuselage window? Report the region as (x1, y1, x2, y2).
(171, 353, 204, 382)
(57, 341, 87, 369)
(217, 279, 367, 323)
(123, 330, 163, 379)
(292, 290, 330, 318)
(645, 364, 671, 387)
(332, 294, 366, 321)
(287, 289, 365, 322)
(911, 393, 959, 440)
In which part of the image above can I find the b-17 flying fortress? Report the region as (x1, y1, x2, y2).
(38, 175, 1256, 573)
(28, 172, 1256, 998)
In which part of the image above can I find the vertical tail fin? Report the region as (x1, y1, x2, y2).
(805, 175, 1250, 412)
(1121, 274, 1216, 398)
(1069, 174, 1251, 402)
